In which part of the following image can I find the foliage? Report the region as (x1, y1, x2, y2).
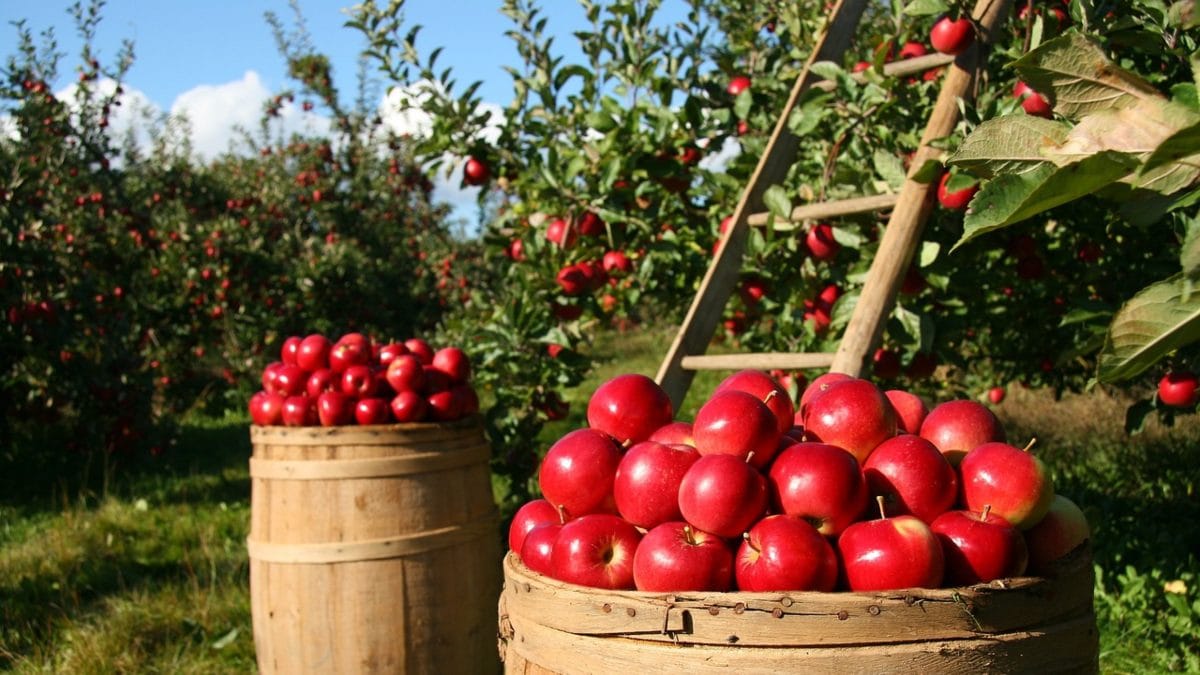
(1, 1, 465, 483)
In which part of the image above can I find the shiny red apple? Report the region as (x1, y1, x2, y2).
(736, 515, 838, 592)
(633, 522, 734, 592)
(767, 442, 867, 536)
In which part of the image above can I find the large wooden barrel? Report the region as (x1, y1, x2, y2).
(249, 418, 502, 674)
(498, 546, 1097, 674)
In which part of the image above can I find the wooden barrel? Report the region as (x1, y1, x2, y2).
(249, 418, 502, 674)
(498, 546, 1097, 674)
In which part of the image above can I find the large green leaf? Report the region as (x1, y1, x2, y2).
(949, 115, 1070, 178)
(953, 151, 1138, 249)
(1013, 32, 1162, 120)
(1098, 274, 1200, 382)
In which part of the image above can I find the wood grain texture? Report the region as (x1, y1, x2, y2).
(249, 422, 503, 674)
(498, 547, 1098, 674)
(681, 352, 836, 371)
(655, 0, 870, 411)
(830, 0, 1013, 375)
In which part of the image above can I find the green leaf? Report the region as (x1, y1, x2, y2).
(734, 89, 752, 119)
(1183, 217, 1200, 279)
(910, 159, 942, 184)
(919, 241, 940, 267)
(949, 115, 1071, 178)
(585, 111, 617, 132)
(763, 184, 793, 221)
(873, 149, 906, 189)
(954, 151, 1138, 249)
(1140, 117, 1200, 174)
(1013, 32, 1163, 120)
(1098, 273, 1200, 382)
(904, 0, 949, 16)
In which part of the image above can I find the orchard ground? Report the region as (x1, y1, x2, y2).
(1, 324, 1197, 673)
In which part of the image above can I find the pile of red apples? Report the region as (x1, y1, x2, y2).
(249, 332, 478, 426)
(509, 371, 1090, 593)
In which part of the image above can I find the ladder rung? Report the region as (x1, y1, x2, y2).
(680, 352, 837, 371)
(746, 192, 899, 227)
(812, 52, 956, 93)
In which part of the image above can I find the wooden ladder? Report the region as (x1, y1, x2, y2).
(655, 0, 1011, 411)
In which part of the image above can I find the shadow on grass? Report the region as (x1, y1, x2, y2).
(0, 415, 252, 515)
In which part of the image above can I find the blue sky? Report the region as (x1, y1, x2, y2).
(0, 0, 594, 111)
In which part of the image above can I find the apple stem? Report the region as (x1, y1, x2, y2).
(742, 530, 759, 552)
(763, 390, 778, 405)
(1022, 437, 1038, 453)
(981, 504, 992, 521)
(745, 451, 756, 464)
(683, 524, 696, 546)
(876, 494, 887, 519)
(555, 503, 568, 525)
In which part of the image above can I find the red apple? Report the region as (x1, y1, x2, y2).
(341, 364, 379, 398)
(354, 397, 391, 425)
(462, 155, 490, 186)
(422, 365, 452, 393)
(1158, 371, 1198, 408)
(919, 399, 1006, 465)
(455, 384, 479, 416)
(376, 342, 408, 367)
(647, 421, 695, 447)
(767, 442, 868, 536)
(520, 523, 562, 577)
(404, 338, 435, 364)
(509, 498, 562, 554)
(385, 354, 426, 393)
(545, 218, 577, 248)
(306, 368, 336, 398)
(677, 454, 768, 539)
(550, 514, 642, 589)
(273, 364, 308, 397)
(586, 374, 674, 446)
(432, 346, 471, 384)
(329, 338, 370, 374)
(960, 441, 1055, 529)
(693, 389, 781, 469)
(296, 334, 331, 371)
(280, 336, 302, 366)
(898, 40, 928, 59)
(714, 369, 795, 434)
(249, 391, 285, 426)
(872, 348, 902, 380)
(885, 389, 929, 434)
(602, 250, 633, 276)
(806, 223, 840, 261)
(426, 389, 463, 421)
(930, 16, 974, 55)
(837, 498, 945, 591)
(555, 264, 589, 296)
(261, 361, 284, 394)
(727, 74, 751, 96)
(576, 211, 606, 237)
(633, 522, 734, 592)
(736, 515, 838, 592)
(798, 371, 853, 417)
(988, 386, 1007, 404)
(1013, 80, 1052, 117)
(937, 172, 978, 210)
(614, 441, 700, 529)
(281, 395, 316, 426)
(539, 428, 624, 519)
(1024, 495, 1091, 574)
(803, 378, 898, 463)
(390, 389, 427, 423)
(316, 391, 354, 427)
(863, 434, 958, 524)
(931, 507, 1028, 585)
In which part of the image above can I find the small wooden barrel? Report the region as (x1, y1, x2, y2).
(498, 546, 1097, 674)
(249, 418, 501, 674)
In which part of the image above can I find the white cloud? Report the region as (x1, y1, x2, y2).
(170, 71, 272, 160)
(698, 135, 742, 173)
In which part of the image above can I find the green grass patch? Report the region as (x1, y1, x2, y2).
(1, 332, 1198, 671)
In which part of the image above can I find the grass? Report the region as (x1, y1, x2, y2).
(2, 326, 1198, 672)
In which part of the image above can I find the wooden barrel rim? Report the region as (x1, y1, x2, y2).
(247, 513, 498, 564)
(248, 441, 491, 479)
(249, 415, 482, 446)
(501, 545, 1094, 647)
